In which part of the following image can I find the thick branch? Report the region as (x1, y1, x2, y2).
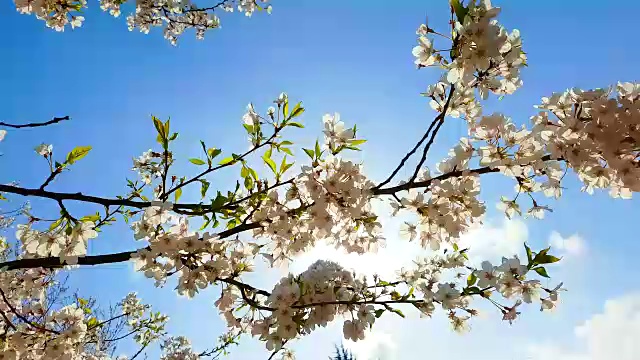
(0, 116, 70, 129)
(375, 155, 555, 195)
(0, 157, 559, 271)
(0, 222, 261, 271)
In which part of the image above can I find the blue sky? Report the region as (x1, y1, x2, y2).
(1, 0, 640, 359)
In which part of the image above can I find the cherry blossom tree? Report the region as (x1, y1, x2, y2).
(2, 0, 639, 359)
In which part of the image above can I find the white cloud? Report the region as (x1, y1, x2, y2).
(549, 231, 587, 257)
(457, 218, 528, 265)
(345, 330, 397, 360)
(527, 292, 640, 360)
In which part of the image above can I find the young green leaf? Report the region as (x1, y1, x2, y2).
(283, 99, 289, 118)
(219, 157, 235, 166)
(263, 153, 277, 174)
(524, 243, 533, 264)
(467, 272, 478, 286)
(303, 148, 315, 159)
(208, 148, 222, 159)
(66, 146, 92, 165)
(189, 158, 206, 165)
(389, 307, 405, 318)
(199, 179, 210, 199)
(174, 187, 183, 203)
(533, 267, 550, 278)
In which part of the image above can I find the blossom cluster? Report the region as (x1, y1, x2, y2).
(532, 82, 640, 198)
(0, 253, 161, 360)
(13, 0, 86, 31)
(396, 172, 486, 252)
(16, 221, 98, 263)
(413, 0, 526, 102)
(253, 154, 382, 262)
(130, 201, 257, 298)
(13, 0, 271, 44)
(132, 149, 165, 185)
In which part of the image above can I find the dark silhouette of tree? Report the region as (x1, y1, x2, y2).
(330, 344, 356, 360)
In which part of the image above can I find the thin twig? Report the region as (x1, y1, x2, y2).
(0, 116, 70, 129)
(0, 287, 59, 334)
(408, 85, 456, 184)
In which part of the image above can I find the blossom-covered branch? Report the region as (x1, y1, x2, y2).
(1, 0, 639, 359)
(12, 0, 272, 45)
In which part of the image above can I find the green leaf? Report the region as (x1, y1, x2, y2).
(535, 254, 562, 265)
(249, 168, 259, 181)
(532, 247, 562, 265)
(244, 176, 254, 190)
(174, 187, 182, 203)
(467, 272, 478, 287)
(208, 148, 222, 159)
(49, 217, 64, 231)
(289, 101, 304, 119)
(164, 119, 170, 137)
(263, 156, 277, 174)
(453, 243, 459, 252)
(450, 0, 469, 23)
(533, 267, 550, 278)
(199, 179, 210, 199)
(189, 158, 206, 165)
(66, 146, 92, 165)
(463, 286, 482, 295)
(524, 243, 533, 264)
(389, 308, 405, 318)
(262, 148, 277, 174)
(80, 213, 100, 223)
(243, 124, 255, 134)
(281, 147, 293, 156)
(152, 116, 165, 138)
(349, 139, 367, 146)
(200, 215, 211, 231)
(86, 317, 98, 328)
(219, 157, 235, 166)
(406, 286, 415, 298)
(279, 156, 292, 175)
(286, 122, 304, 128)
(211, 191, 227, 210)
(283, 99, 289, 118)
(303, 148, 315, 159)
(314, 140, 321, 158)
(374, 309, 385, 318)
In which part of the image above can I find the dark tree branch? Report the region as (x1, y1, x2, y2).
(40, 168, 62, 190)
(0, 155, 560, 272)
(0, 221, 261, 271)
(373, 85, 456, 190)
(0, 116, 70, 129)
(0, 287, 59, 334)
(163, 126, 281, 200)
(408, 85, 456, 184)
